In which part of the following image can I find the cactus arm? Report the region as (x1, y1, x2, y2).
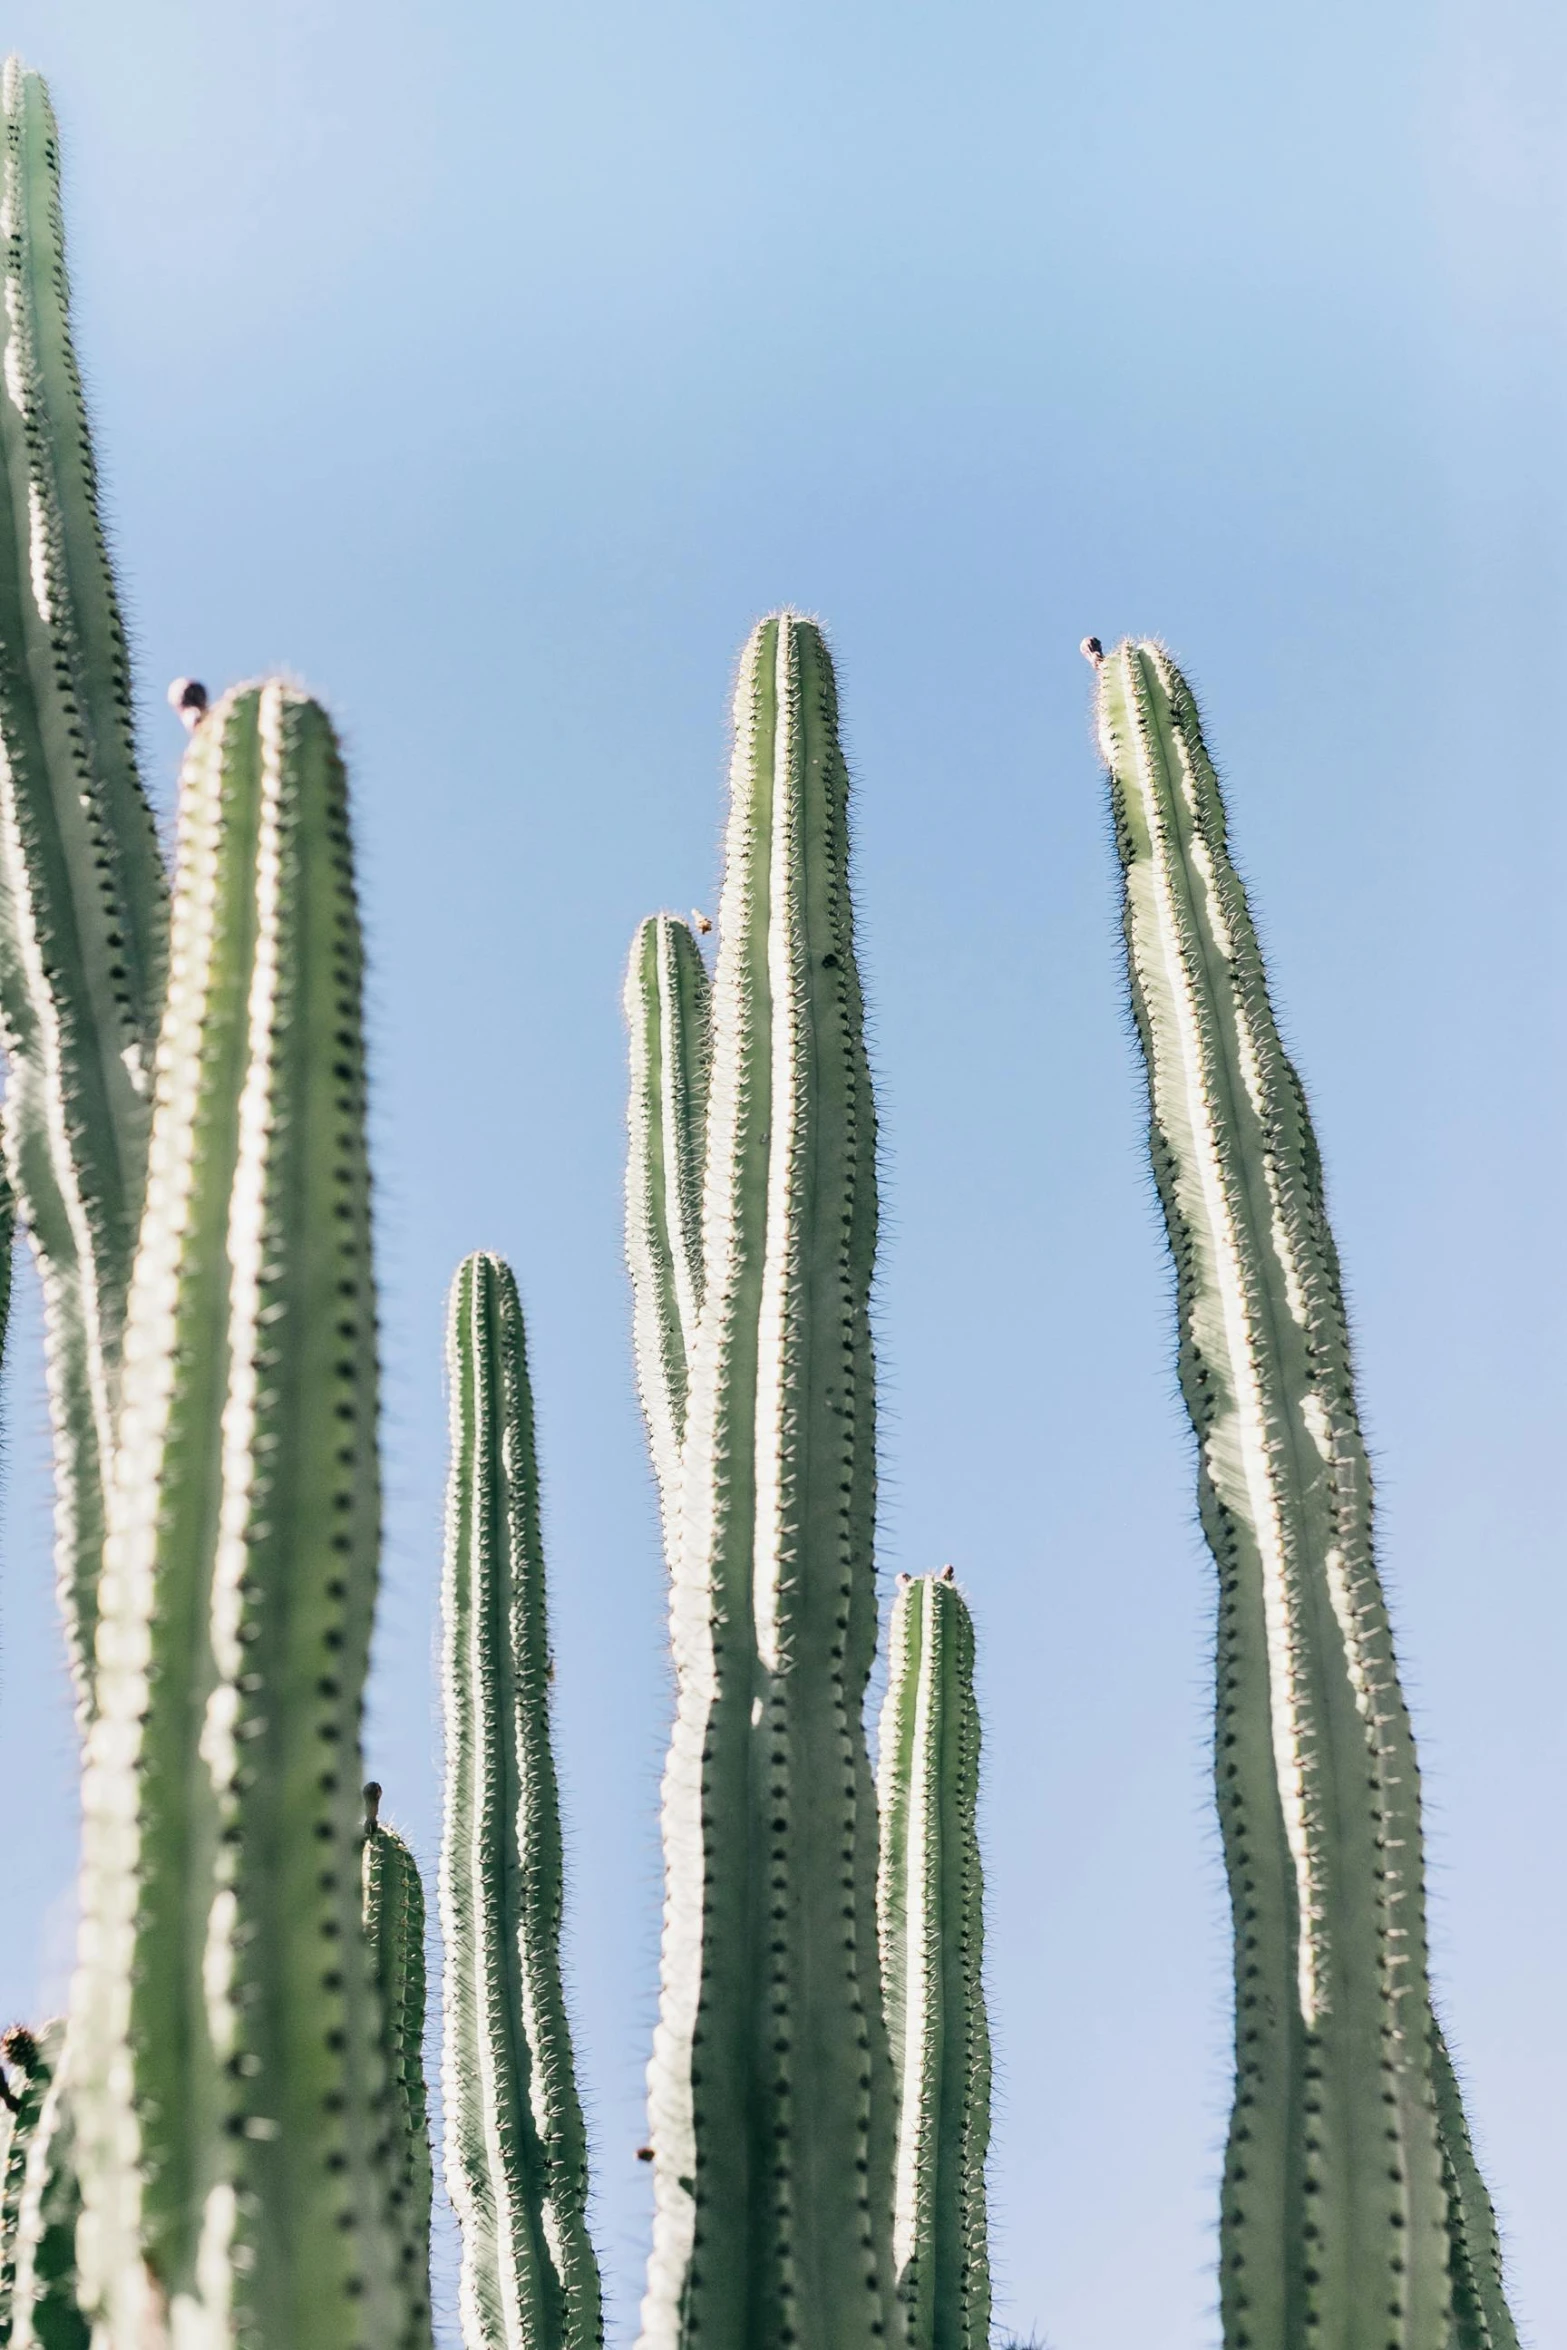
(72, 683, 411, 2350)
(640, 614, 899, 2350)
(439, 1252, 602, 2350)
(1430, 2024, 1520, 2350)
(1096, 638, 1511, 2349)
(0, 60, 168, 1714)
(363, 1788, 436, 2347)
(875, 1575, 989, 2350)
(2, 2026, 87, 2350)
(623, 913, 709, 1550)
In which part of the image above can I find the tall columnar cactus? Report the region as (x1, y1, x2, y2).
(0, 2025, 87, 2350)
(623, 912, 710, 1552)
(1093, 638, 1517, 2350)
(440, 1251, 601, 2350)
(876, 1570, 990, 2350)
(71, 681, 415, 2350)
(632, 613, 901, 2350)
(363, 1786, 436, 2345)
(0, 59, 168, 1715)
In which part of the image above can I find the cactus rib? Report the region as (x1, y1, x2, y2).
(439, 1251, 601, 2350)
(72, 681, 410, 2350)
(1096, 638, 1513, 2349)
(877, 1572, 990, 2350)
(638, 613, 899, 2350)
(363, 1787, 436, 2346)
(0, 58, 168, 1716)
(623, 913, 710, 1552)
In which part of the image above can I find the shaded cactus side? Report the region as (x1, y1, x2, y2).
(0, 2024, 86, 2350)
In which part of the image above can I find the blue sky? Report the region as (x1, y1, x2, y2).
(1, 3, 1563, 2343)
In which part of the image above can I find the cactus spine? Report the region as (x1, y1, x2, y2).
(0, 2026, 87, 2350)
(624, 913, 710, 1551)
(635, 614, 899, 2350)
(1095, 638, 1515, 2349)
(439, 1251, 601, 2350)
(876, 1572, 990, 2350)
(363, 1787, 436, 2344)
(71, 681, 412, 2350)
(0, 59, 168, 1715)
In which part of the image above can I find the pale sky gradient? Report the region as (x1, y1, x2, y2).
(0, 5, 1563, 2345)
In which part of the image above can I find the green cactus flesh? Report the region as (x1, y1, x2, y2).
(363, 1789, 436, 2345)
(1095, 638, 1514, 2349)
(624, 913, 710, 1553)
(0, 2025, 87, 2350)
(71, 682, 411, 2350)
(876, 1572, 990, 2350)
(0, 58, 168, 1716)
(439, 1251, 602, 2350)
(636, 614, 899, 2350)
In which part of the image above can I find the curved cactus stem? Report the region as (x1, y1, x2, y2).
(876, 1572, 990, 2350)
(71, 681, 410, 2350)
(0, 2024, 87, 2350)
(623, 912, 710, 1553)
(1431, 2023, 1520, 2350)
(363, 1787, 436, 2349)
(1095, 637, 1512, 2349)
(0, 59, 168, 1718)
(638, 614, 900, 2350)
(439, 1251, 602, 2350)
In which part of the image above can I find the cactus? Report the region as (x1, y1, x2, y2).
(1093, 636, 1517, 2349)
(439, 1251, 601, 2350)
(623, 913, 710, 1552)
(363, 1786, 436, 2343)
(70, 680, 413, 2350)
(0, 2025, 87, 2350)
(632, 613, 902, 2350)
(1431, 2025, 1520, 2350)
(0, 59, 168, 1717)
(876, 1570, 990, 2350)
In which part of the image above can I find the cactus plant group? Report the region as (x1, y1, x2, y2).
(0, 54, 1528, 2350)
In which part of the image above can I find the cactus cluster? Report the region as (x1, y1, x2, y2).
(0, 54, 1525, 2350)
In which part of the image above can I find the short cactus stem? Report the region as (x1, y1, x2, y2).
(623, 912, 710, 1553)
(70, 681, 411, 2350)
(0, 58, 169, 1719)
(636, 614, 900, 2350)
(1095, 638, 1513, 2348)
(877, 1570, 990, 2350)
(363, 1786, 436, 2347)
(439, 1252, 601, 2350)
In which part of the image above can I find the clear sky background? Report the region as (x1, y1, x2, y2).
(0, 4, 1562, 2344)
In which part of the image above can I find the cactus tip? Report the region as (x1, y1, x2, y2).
(1080, 637, 1103, 665)
(166, 677, 209, 730)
